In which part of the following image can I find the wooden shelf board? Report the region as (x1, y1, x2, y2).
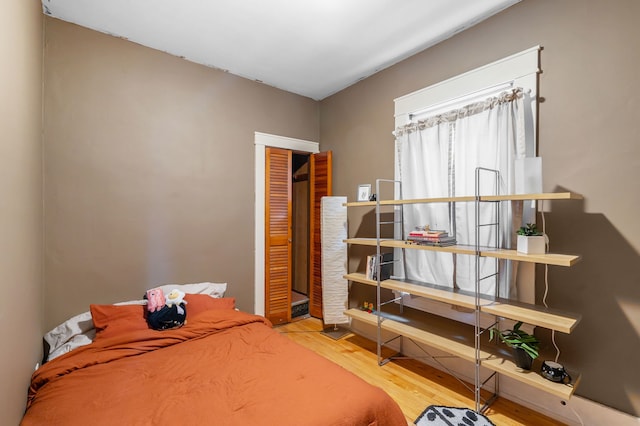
(344, 238, 477, 255)
(345, 273, 581, 333)
(344, 238, 581, 267)
(346, 308, 483, 362)
(346, 273, 477, 310)
(345, 308, 580, 400)
(480, 302, 581, 334)
(480, 192, 583, 202)
(479, 248, 581, 267)
(344, 201, 377, 207)
(344, 196, 477, 207)
(343, 192, 582, 207)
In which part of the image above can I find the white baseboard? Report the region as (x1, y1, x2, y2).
(350, 319, 639, 426)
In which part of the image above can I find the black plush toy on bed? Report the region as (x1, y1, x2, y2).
(144, 288, 187, 330)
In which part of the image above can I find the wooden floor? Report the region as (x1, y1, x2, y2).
(276, 317, 564, 426)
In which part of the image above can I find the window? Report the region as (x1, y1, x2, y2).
(392, 47, 541, 323)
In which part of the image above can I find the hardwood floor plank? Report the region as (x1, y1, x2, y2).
(276, 317, 565, 426)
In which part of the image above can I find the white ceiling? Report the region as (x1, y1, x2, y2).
(42, 0, 520, 100)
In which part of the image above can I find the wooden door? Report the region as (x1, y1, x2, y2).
(265, 147, 292, 325)
(308, 151, 332, 318)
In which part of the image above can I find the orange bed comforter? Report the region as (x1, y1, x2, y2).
(22, 309, 406, 425)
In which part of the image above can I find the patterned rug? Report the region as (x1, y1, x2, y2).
(414, 405, 495, 426)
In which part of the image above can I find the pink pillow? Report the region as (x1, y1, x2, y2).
(183, 294, 235, 318)
(90, 304, 148, 340)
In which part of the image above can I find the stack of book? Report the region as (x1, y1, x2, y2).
(407, 229, 456, 247)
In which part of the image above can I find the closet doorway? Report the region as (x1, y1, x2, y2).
(254, 132, 332, 326)
(291, 153, 311, 321)
(264, 148, 332, 325)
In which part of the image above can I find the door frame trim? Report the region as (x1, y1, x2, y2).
(254, 132, 319, 316)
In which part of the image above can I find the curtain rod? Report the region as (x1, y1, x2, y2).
(408, 81, 514, 121)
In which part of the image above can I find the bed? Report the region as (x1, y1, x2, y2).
(21, 283, 407, 426)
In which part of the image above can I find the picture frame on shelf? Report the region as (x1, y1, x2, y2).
(357, 184, 371, 202)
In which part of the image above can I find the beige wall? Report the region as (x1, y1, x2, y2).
(320, 0, 640, 417)
(43, 18, 319, 329)
(1, 0, 44, 424)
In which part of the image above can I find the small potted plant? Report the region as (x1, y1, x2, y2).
(489, 321, 539, 371)
(516, 223, 545, 254)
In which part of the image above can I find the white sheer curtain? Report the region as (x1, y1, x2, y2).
(396, 89, 526, 297)
(397, 121, 454, 287)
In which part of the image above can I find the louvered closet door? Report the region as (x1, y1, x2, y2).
(265, 148, 292, 325)
(309, 151, 332, 319)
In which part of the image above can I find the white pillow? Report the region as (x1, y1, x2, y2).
(44, 311, 95, 362)
(155, 282, 227, 298)
(47, 329, 96, 362)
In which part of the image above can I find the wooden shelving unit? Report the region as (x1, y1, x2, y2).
(344, 183, 583, 411)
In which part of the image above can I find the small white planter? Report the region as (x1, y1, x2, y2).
(517, 235, 545, 254)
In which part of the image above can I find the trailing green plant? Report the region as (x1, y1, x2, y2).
(489, 321, 540, 360)
(516, 223, 542, 236)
